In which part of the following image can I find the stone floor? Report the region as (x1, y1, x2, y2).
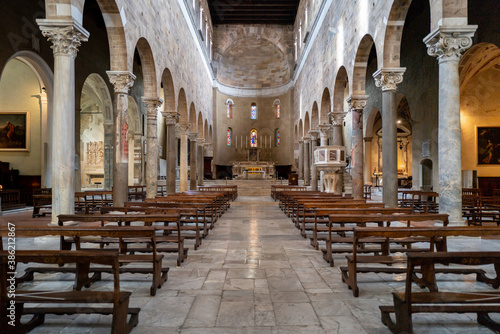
(2, 194, 500, 333)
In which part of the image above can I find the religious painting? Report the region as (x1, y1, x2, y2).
(477, 127, 500, 165)
(0, 111, 30, 151)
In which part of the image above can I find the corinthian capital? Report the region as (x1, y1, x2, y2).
(37, 19, 89, 58)
(373, 68, 406, 92)
(346, 95, 368, 111)
(107, 71, 136, 94)
(328, 111, 347, 126)
(177, 123, 191, 135)
(188, 132, 199, 141)
(163, 112, 179, 125)
(318, 124, 332, 137)
(142, 97, 163, 115)
(424, 25, 477, 63)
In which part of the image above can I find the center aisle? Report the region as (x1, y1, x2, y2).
(135, 195, 389, 333)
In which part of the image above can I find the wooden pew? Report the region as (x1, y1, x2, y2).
(271, 185, 306, 201)
(100, 206, 205, 250)
(197, 185, 238, 200)
(58, 213, 188, 267)
(309, 207, 411, 248)
(380, 251, 500, 333)
(153, 195, 225, 218)
(342, 226, 500, 297)
(0, 250, 139, 333)
(323, 213, 449, 268)
(1, 226, 170, 296)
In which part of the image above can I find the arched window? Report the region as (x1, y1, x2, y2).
(227, 128, 232, 146)
(250, 129, 257, 147)
(251, 103, 257, 119)
(226, 99, 234, 118)
(275, 128, 280, 147)
(273, 99, 281, 119)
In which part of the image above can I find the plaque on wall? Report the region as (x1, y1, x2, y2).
(422, 140, 430, 158)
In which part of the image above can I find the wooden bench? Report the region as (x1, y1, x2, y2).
(0, 250, 139, 333)
(101, 206, 205, 250)
(380, 251, 500, 333)
(323, 213, 449, 268)
(308, 207, 411, 249)
(58, 213, 188, 267)
(198, 185, 238, 200)
(1, 226, 170, 296)
(271, 185, 306, 201)
(342, 226, 500, 297)
(153, 195, 225, 219)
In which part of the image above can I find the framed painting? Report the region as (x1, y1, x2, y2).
(0, 111, 30, 151)
(477, 127, 500, 165)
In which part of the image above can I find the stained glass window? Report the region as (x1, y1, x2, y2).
(250, 129, 257, 147)
(227, 128, 232, 146)
(251, 105, 257, 119)
(276, 128, 280, 147)
(276, 104, 280, 118)
(227, 104, 232, 118)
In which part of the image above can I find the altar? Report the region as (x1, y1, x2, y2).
(231, 148, 275, 179)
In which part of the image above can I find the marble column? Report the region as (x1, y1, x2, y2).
(424, 25, 477, 224)
(163, 112, 179, 195)
(107, 71, 136, 206)
(303, 137, 311, 186)
(309, 130, 320, 191)
(178, 124, 190, 192)
(189, 132, 198, 190)
(374, 68, 406, 207)
(37, 20, 89, 224)
(143, 97, 163, 199)
(298, 140, 304, 179)
(347, 96, 368, 200)
(197, 138, 205, 186)
(363, 137, 373, 185)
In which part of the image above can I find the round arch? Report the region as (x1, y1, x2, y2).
(320, 88, 331, 124)
(333, 66, 349, 112)
(135, 38, 158, 98)
(298, 119, 303, 139)
(304, 112, 310, 135)
(161, 68, 175, 114)
(177, 88, 188, 124)
(197, 111, 203, 136)
(188, 102, 196, 129)
(311, 102, 319, 130)
(351, 34, 375, 95)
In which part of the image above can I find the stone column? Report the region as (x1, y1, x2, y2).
(303, 136, 311, 186)
(143, 98, 163, 199)
(163, 112, 178, 194)
(347, 96, 368, 200)
(374, 68, 406, 207)
(197, 138, 205, 186)
(329, 111, 347, 145)
(106, 71, 136, 206)
(298, 140, 304, 179)
(178, 124, 190, 192)
(309, 130, 319, 191)
(189, 132, 198, 190)
(363, 137, 373, 185)
(424, 25, 477, 224)
(37, 20, 89, 224)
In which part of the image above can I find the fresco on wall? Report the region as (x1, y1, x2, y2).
(0, 111, 29, 151)
(477, 127, 500, 165)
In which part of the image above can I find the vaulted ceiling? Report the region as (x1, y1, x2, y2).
(208, 0, 300, 25)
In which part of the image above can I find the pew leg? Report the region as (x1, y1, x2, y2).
(393, 295, 412, 334)
(477, 262, 500, 289)
(477, 312, 500, 332)
(74, 262, 91, 290)
(112, 298, 130, 334)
